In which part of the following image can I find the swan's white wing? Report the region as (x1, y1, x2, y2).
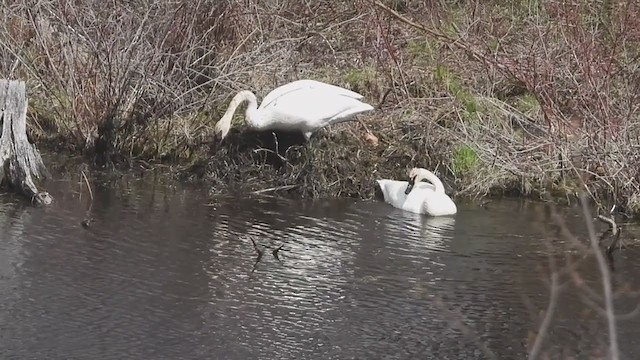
(259, 79, 365, 109)
(403, 184, 439, 214)
(258, 83, 373, 132)
(421, 191, 457, 216)
(377, 180, 435, 212)
(377, 179, 409, 207)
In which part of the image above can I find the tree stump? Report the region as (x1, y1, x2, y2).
(0, 80, 53, 206)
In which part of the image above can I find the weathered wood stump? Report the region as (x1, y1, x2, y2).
(0, 80, 53, 206)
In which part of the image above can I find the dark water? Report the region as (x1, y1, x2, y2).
(1, 169, 640, 359)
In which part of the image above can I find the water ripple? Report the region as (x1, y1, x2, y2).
(1, 177, 640, 359)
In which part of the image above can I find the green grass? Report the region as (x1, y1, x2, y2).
(408, 38, 437, 61)
(451, 144, 478, 177)
(344, 66, 377, 91)
(514, 93, 540, 114)
(434, 65, 479, 114)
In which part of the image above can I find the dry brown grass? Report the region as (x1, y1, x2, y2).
(371, 0, 640, 215)
(0, 0, 639, 217)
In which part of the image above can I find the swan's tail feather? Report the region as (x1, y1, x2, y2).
(328, 102, 374, 124)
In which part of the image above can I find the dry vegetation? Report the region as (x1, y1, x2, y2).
(0, 0, 639, 215)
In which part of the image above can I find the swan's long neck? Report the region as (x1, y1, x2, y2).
(216, 90, 263, 138)
(417, 169, 445, 193)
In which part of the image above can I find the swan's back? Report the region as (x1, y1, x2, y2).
(260, 79, 364, 109)
(258, 79, 374, 132)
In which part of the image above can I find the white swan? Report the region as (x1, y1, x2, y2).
(215, 79, 375, 140)
(376, 167, 457, 216)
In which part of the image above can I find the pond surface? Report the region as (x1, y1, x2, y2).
(1, 167, 639, 359)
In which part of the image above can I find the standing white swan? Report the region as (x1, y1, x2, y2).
(214, 79, 374, 140)
(376, 167, 457, 216)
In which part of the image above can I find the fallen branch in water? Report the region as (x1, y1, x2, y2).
(251, 185, 299, 195)
(80, 169, 94, 228)
(597, 211, 621, 249)
(80, 170, 94, 202)
(579, 195, 620, 360)
(596, 206, 623, 271)
(272, 244, 284, 261)
(250, 237, 264, 273)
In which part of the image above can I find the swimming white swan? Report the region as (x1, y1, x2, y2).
(215, 79, 375, 140)
(376, 167, 457, 216)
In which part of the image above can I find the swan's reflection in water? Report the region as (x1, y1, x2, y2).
(383, 210, 456, 251)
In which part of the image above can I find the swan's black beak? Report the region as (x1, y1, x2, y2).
(405, 176, 416, 195)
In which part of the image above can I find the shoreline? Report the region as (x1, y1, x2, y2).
(34, 111, 627, 219)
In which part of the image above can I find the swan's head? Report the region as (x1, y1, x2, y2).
(405, 167, 421, 194)
(215, 113, 232, 140)
(215, 90, 257, 140)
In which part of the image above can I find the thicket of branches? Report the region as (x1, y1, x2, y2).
(371, 1, 639, 213)
(0, 1, 378, 162)
(0, 0, 639, 214)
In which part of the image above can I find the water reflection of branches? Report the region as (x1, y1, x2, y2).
(248, 236, 284, 274)
(420, 196, 630, 359)
(250, 237, 264, 274)
(272, 244, 284, 261)
(430, 297, 499, 360)
(528, 194, 627, 359)
(578, 196, 619, 360)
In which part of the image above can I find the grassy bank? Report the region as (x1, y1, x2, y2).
(1, 1, 638, 215)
